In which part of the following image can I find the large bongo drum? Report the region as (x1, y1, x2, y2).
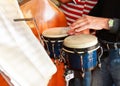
(61, 34, 103, 86)
(42, 27, 69, 60)
(62, 34, 102, 71)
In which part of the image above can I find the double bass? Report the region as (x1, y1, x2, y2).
(20, 0, 67, 86)
(20, 0, 67, 39)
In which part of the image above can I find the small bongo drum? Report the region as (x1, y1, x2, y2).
(42, 27, 69, 59)
(62, 34, 102, 71)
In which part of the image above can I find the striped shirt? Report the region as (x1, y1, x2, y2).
(60, 0, 98, 25)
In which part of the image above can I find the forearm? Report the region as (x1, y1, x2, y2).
(93, 17, 120, 34)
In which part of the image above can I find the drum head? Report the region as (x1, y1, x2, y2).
(63, 34, 98, 49)
(42, 27, 69, 38)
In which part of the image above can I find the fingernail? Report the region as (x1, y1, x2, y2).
(75, 29, 80, 32)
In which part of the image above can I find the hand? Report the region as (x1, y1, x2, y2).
(67, 27, 90, 35)
(69, 15, 110, 33)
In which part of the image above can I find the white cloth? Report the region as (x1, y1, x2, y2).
(0, 0, 57, 86)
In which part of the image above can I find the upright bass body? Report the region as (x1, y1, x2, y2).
(20, 0, 67, 39)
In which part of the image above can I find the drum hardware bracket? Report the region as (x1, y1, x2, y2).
(60, 51, 66, 62)
(119, 49, 120, 55)
(51, 43, 56, 59)
(106, 43, 110, 50)
(53, 58, 64, 65)
(58, 57, 64, 63)
(114, 43, 118, 50)
(98, 46, 103, 68)
(76, 51, 84, 73)
(64, 70, 74, 86)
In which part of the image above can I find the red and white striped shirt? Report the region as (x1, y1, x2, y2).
(60, 0, 98, 25)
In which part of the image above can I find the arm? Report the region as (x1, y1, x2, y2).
(69, 15, 120, 34)
(68, 0, 120, 34)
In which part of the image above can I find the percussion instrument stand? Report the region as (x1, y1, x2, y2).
(64, 70, 74, 86)
(64, 67, 83, 86)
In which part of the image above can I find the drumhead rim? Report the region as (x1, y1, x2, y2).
(42, 34, 68, 38)
(62, 43, 100, 54)
(42, 27, 69, 38)
(63, 34, 98, 48)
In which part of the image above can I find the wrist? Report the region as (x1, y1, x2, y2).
(102, 18, 110, 30)
(108, 19, 114, 29)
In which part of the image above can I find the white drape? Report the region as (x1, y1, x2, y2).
(0, 0, 57, 86)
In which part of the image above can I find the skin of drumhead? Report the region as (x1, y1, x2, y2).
(63, 34, 98, 49)
(42, 27, 69, 38)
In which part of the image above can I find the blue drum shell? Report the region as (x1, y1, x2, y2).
(42, 36, 67, 59)
(62, 44, 99, 71)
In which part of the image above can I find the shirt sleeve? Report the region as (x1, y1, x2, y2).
(73, 0, 97, 4)
(88, 0, 103, 17)
(73, 0, 80, 4)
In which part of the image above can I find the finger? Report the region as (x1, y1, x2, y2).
(67, 29, 75, 35)
(70, 21, 88, 31)
(74, 31, 86, 35)
(71, 20, 88, 30)
(75, 24, 89, 32)
(70, 17, 86, 28)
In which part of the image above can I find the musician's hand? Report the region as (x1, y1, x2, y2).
(67, 28, 90, 35)
(70, 15, 109, 33)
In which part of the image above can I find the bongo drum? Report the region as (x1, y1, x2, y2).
(62, 34, 102, 71)
(42, 27, 69, 59)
